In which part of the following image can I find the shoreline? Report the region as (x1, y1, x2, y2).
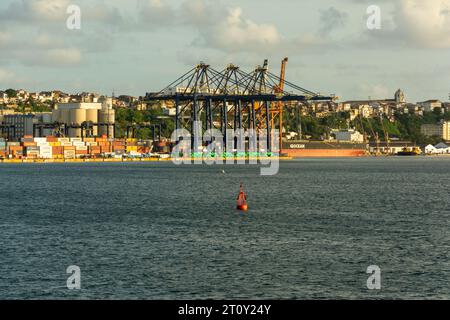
(0, 156, 294, 164)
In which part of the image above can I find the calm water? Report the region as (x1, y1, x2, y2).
(0, 158, 449, 299)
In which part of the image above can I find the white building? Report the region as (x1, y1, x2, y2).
(425, 143, 450, 154)
(419, 100, 442, 112)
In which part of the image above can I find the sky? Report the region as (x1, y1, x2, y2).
(0, 0, 450, 102)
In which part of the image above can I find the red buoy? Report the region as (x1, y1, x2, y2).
(236, 183, 248, 211)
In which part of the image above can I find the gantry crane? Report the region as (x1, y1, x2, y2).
(270, 57, 289, 150)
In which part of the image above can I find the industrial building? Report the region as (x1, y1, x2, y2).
(52, 100, 115, 138)
(1, 113, 53, 141)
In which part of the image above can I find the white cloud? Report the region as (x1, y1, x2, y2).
(393, 0, 450, 48)
(203, 7, 281, 52)
(138, 0, 281, 52)
(363, 0, 450, 48)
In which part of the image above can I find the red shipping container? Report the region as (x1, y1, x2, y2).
(46, 136, 58, 142)
(52, 146, 64, 154)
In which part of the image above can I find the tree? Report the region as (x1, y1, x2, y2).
(5, 89, 17, 98)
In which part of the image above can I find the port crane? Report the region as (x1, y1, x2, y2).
(271, 57, 289, 151)
(146, 60, 332, 153)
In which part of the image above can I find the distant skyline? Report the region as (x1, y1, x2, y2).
(1, 0, 450, 102)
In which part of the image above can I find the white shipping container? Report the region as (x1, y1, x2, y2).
(37, 142, 50, 147)
(72, 141, 85, 147)
(76, 146, 88, 151)
(64, 150, 75, 159)
(34, 138, 47, 143)
(58, 138, 70, 143)
(61, 142, 73, 147)
(70, 138, 82, 142)
(40, 152, 53, 159)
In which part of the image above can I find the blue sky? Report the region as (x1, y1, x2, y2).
(0, 0, 450, 102)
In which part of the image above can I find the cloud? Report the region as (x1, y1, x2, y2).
(0, 0, 127, 68)
(199, 7, 281, 52)
(318, 7, 348, 36)
(137, 0, 281, 52)
(0, 68, 16, 83)
(46, 48, 82, 66)
(138, 0, 175, 27)
(362, 0, 450, 48)
(15, 47, 82, 67)
(0, 0, 70, 22)
(393, 0, 450, 48)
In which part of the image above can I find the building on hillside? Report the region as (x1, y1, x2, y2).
(418, 100, 442, 112)
(421, 121, 450, 140)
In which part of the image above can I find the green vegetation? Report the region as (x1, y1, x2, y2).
(5, 89, 17, 98)
(115, 104, 174, 139)
(284, 109, 448, 144)
(15, 100, 53, 113)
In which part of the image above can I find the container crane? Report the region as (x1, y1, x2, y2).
(271, 57, 288, 151)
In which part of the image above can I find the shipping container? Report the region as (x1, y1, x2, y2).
(46, 136, 59, 142)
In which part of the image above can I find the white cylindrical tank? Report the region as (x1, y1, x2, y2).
(69, 109, 86, 137)
(86, 109, 98, 136)
(70, 109, 86, 125)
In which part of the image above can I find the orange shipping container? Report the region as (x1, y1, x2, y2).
(64, 146, 76, 151)
(46, 136, 58, 142)
(9, 146, 24, 152)
(101, 146, 112, 153)
(22, 142, 37, 147)
(52, 146, 64, 154)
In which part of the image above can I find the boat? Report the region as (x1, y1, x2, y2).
(236, 183, 248, 211)
(397, 146, 422, 156)
(281, 140, 367, 158)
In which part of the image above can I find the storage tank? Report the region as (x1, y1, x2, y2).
(51, 109, 61, 123)
(61, 109, 71, 124)
(69, 109, 86, 137)
(86, 109, 99, 136)
(98, 108, 115, 138)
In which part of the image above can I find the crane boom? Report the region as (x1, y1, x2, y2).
(274, 57, 288, 151)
